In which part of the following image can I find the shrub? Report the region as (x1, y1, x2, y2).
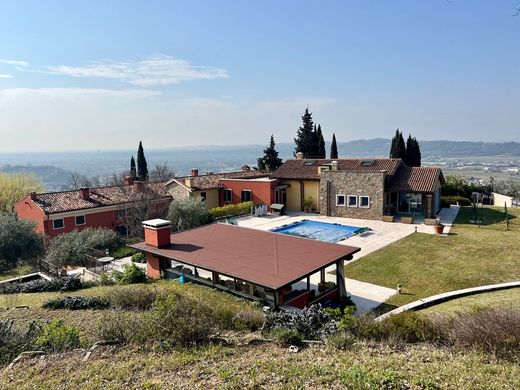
(131, 252, 146, 263)
(327, 331, 356, 350)
(0, 276, 83, 294)
(42, 296, 109, 310)
(210, 201, 254, 220)
(270, 328, 302, 346)
(167, 198, 213, 231)
(111, 246, 138, 259)
(231, 310, 264, 332)
(104, 286, 157, 310)
(98, 272, 115, 286)
(380, 312, 443, 343)
(95, 311, 143, 344)
(262, 304, 338, 341)
(112, 264, 147, 285)
(0, 320, 38, 364)
(35, 319, 81, 352)
(440, 195, 471, 208)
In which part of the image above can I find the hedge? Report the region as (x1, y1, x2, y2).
(210, 201, 254, 220)
(441, 196, 471, 208)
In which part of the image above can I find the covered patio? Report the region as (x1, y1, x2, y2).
(130, 221, 360, 309)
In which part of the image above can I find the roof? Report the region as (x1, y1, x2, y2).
(130, 223, 360, 290)
(271, 159, 403, 180)
(386, 167, 445, 193)
(29, 182, 171, 214)
(168, 170, 269, 191)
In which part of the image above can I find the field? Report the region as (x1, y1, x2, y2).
(346, 206, 520, 309)
(0, 265, 33, 282)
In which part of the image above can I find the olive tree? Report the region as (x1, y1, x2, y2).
(167, 197, 213, 231)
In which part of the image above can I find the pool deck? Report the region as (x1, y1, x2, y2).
(235, 207, 460, 313)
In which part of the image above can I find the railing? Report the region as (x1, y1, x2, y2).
(37, 259, 60, 277)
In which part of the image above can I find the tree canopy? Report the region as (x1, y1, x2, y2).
(137, 141, 148, 181)
(405, 135, 422, 167)
(389, 129, 406, 160)
(0, 213, 43, 271)
(316, 124, 326, 159)
(0, 172, 44, 213)
(330, 133, 338, 159)
(257, 135, 283, 172)
(294, 108, 327, 158)
(130, 156, 137, 178)
(167, 198, 213, 231)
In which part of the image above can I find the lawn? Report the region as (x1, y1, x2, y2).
(420, 287, 520, 316)
(346, 206, 520, 309)
(0, 265, 33, 282)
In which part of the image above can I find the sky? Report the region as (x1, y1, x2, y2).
(0, 0, 519, 152)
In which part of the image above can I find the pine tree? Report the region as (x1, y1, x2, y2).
(130, 156, 137, 178)
(137, 141, 148, 181)
(257, 135, 283, 172)
(389, 129, 406, 160)
(330, 133, 338, 159)
(294, 108, 315, 158)
(405, 135, 422, 167)
(316, 124, 326, 158)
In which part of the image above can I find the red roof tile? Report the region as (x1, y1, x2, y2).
(271, 159, 403, 180)
(386, 167, 444, 193)
(130, 223, 359, 290)
(172, 170, 269, 190)
(32, 182, 171, 214)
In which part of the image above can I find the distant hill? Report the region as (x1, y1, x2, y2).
(0, 165, 74, 191)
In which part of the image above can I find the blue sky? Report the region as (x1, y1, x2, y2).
(0, 1, 519, 151)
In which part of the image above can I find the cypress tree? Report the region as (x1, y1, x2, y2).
(137, 141, 148, 181)
(257, 135, 283, 172)
(316, 124, 326, 158)
(294, 108, 315, 157)
(389, 129, 406, 160)
(405, 135, 422, 167)
(330, 133, 338, 159)
(130, 156, 137, 178)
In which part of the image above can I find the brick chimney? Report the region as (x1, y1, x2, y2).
(79, 187, 90, 200)
(29, 192, 37, 201)
(143, 219, 172, 248)
(296, 152, 304, 160)
(191, 168, 199, 177)
(124, 176, 134, 186)
(133, 181, 144, 192)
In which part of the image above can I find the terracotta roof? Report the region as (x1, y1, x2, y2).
(386, 167, 444, 193)
(130, 223, 360, 290)
(171, 170, 269, 191)
(271, 159, 403, 180)
(31, 182, 171, 214)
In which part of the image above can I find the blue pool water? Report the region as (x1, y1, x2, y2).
(270, 219, 367, 243)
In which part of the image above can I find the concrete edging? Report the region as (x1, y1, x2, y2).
(375, 281, 520, 322)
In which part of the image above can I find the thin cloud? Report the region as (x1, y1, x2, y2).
(0, 74, 12, 79)
(0, 87, 161, 99)
(0, 59, 28, 68)
(46, 54, 229, 87)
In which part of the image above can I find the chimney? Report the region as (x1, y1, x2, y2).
(296, 152, 304, 160)
(191, 169, 199, 177)
(331, 161, 339, 171)
(133, 181, 144, 192)
(29, 192, 37, 201)
(124, 176, 134, 186)
(79, 187, 90, 200)
(143, 219, 172, 248)
(241, 164, 251, 171)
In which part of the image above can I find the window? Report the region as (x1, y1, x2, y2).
(336, 194, 346, 206)
(200, 191, 207, 202)
(359, 196, 370, 208)
(241, 190, 251, 202)
(116, 209, 126, 219)
(223, 189, 232, 203)
(347, 195, 358, 207)
(53, 219, 64, 229)
(75, 215, 86, 226)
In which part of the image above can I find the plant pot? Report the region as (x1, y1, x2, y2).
(433, 224, 445, 234)
(382, 215, 395, 222)
(401, 216, 414, 224)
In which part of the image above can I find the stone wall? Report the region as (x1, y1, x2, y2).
(319, 171, 386, 220)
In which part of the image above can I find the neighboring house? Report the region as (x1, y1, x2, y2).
(271, 155, 444, 219)
(493, 192, 519, 208)
(15, 177, 171, 238)
(164, 168, 277, 209)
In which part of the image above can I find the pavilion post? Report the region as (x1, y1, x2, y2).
(336, 259, 347, 298)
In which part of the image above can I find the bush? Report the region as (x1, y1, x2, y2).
(35, 319, 81, 352)
(167, 198, 213, 231)
(0, 320, 38, 364)
(95, 311, 143, 344)
(98, 272, 115, 286)
(270, 328, 302, 346)
(104, 286, 157, 310)
(379, 312, 443, 343)
(210, 201, 254, 220)
(326, 331, 357, 350)
(231, 310, 264, 332)
(0, 276, 83, 294)
(45, 228, 123, 268)
(112, 264, 147, 285)
(441, 196, 471, 208)
(131, 252, 146, 263)
(42, 296, 109, 310)
(262, 304, 338, 341)
(111, 246, 138, 259)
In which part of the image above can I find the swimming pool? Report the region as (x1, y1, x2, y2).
(270, 219, 368, 243)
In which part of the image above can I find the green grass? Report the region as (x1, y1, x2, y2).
(110, 246, 138, 259)
(0, 265, 33, 282)
(346, 206, 520, 309)
(421, 287, 520, 316)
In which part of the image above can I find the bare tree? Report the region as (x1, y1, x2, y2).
(149, 163, 176, 182)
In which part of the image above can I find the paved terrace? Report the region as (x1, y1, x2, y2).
(235, 206, 460, 313)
